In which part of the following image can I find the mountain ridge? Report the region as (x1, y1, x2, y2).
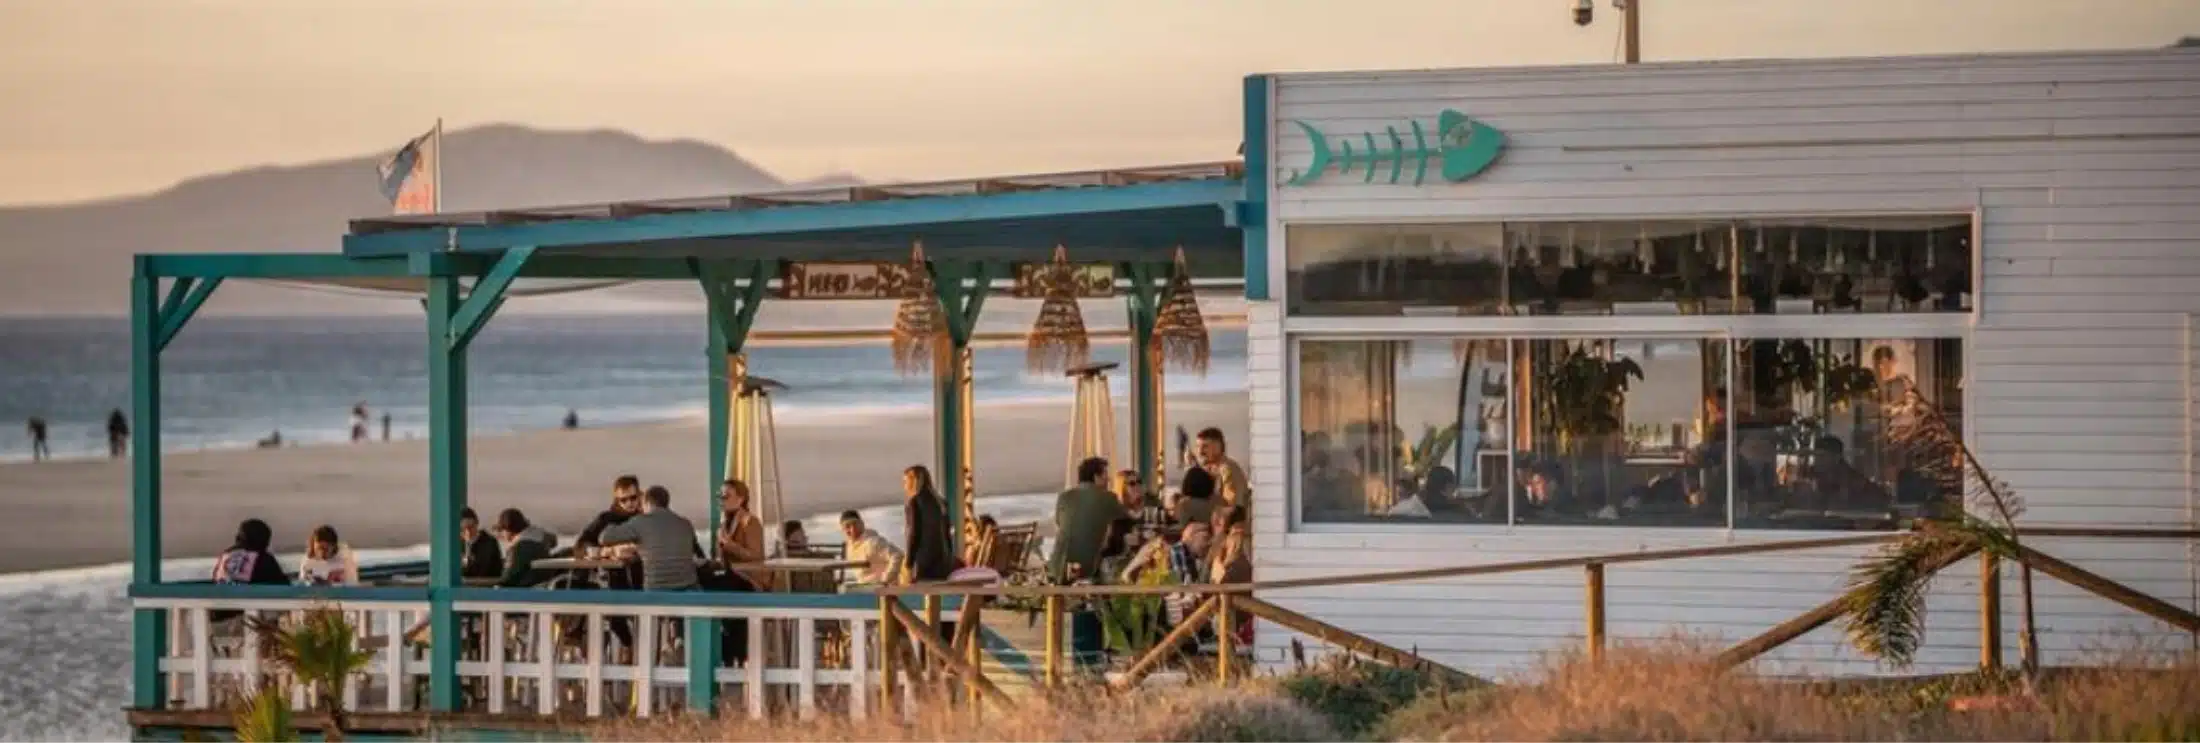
(0, 125, 862, 316)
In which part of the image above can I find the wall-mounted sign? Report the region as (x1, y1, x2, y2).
(777, 261, 920, 300)
(1284, 109, 1505, 187)
(1011, 262, 1116, 299)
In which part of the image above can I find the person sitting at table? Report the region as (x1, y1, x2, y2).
(459, 507, 503, 580)
(717, 479, 769, 590)
(598, 485, 702, 591)
(575, 474, 644, 556)
(494, 508, 557, 588)
(840, 510, 904, 585)
(777, 520, 811, 557)
(297, 525, 360, 586)
(1793, 436, 1893, 513)
(1050, 457, 1127, 583)
(902, 465, 958, 583)
(1171, 465, 1217, 530)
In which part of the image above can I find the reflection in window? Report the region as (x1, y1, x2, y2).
(1297, 339, 1507, 523)
(1511, 339, 1726, 527)
(1730, 338, 1965, 530)
(1294, 336, 1967, 532)
(1286, 217, 1973, 317)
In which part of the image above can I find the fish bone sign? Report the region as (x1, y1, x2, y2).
(1284, 109, 1505, 187)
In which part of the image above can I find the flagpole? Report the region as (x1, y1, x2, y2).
(432, 118, 445, 213)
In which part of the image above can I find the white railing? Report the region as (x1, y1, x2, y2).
(137, 595, 911, 722)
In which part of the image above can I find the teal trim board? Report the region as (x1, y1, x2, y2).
(1240, 75, 1271, 300)
(129, 266, 166, 710)
(1283, 109, 1506, 186)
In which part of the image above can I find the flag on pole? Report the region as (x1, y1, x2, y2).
(377, 125, 439, 215)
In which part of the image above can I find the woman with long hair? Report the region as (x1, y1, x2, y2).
(902, 465, 957, 583)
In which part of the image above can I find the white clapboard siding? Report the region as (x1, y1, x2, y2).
(1251, 48, 2200, 679)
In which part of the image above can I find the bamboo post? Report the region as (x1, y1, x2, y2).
(1979, 553, 2003, 670)
(877, 597, 898, 714)
(1042, 595, 1063, 688)
(1216, 594, 1236, 685)
(1584, 562, 1607, 663)
(923, 595, 942, 684)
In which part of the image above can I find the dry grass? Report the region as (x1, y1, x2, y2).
(1387, 640, 2200, 742)
(589, 640, 2200, 742)
(594, 684, 1337, 742)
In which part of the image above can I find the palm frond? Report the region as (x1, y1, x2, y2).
(1842, 531, 1965, 667)
(231, 680, 297, 743)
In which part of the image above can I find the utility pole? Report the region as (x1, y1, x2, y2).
(1573, 0, 1642, 64)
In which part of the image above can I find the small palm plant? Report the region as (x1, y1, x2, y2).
(245, 605, 377, 740)
(231, 678, 296, 743)
(1841, 390, 2039, 676)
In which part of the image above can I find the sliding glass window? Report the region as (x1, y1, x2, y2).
(1294, 336, 1964, 531)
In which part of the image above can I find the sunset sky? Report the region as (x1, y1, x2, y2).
(1, 0, 2195, 206)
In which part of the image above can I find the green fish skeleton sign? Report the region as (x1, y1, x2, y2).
(1283, 109, 1505, 187)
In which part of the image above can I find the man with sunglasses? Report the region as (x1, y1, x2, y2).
(576, 474, 645, 559)
(1113, 469, 1169, 553)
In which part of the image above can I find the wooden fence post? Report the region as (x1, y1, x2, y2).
(1043, 595, 1063, 689)
(1585, 563, 1607, 663)
(877, 596, 898, 715)
(1979, 553, 2003, 670)
(1216, 594, 1236, 685)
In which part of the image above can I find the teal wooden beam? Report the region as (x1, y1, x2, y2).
(690, 258, 773, 715)
(447, 246, 535, 352)
(928, 261, 998, 557)
(1241, 75, 1273, 300)
(1123, 262, 1168, 491)
(128, 267, 167, 710)
(423, 273, 467, 712)
(153, 277, 223, 353)
(141, 252, 413, 279)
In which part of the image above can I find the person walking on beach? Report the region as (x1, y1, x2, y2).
(105, 409, 128, 458)
(1049, 456, 1127, 583)
(26, 416, 49, 461)
(380, 412, 391, 442)
(350, 403, 369, 443)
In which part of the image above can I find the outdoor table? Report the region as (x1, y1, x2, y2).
(531, 557, 627, 571)
(728, 557, 862, 594)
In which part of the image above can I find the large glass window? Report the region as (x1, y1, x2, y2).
(1295, 336, 1964, 531)
(1288, 217, 1974, 317)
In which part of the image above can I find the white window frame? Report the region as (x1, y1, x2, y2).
(1280, 213, 1980, 538)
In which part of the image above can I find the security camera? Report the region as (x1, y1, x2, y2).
(1573, 0, 1594, 26)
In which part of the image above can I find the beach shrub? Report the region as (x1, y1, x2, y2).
(594, 683, 1333, 742)
(231, 681, 296, 743)
(1277, 655, 1467, 739)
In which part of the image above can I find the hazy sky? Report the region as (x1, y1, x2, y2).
(1, 0, 2195, 206)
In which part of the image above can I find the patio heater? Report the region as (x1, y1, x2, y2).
(726, 374, 789, 533)
(1064, 361, 1120, 487)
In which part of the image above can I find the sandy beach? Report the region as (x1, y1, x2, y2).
(0, 389, 1248, 575)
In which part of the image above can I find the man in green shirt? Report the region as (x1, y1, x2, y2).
(1048, 456, 1126, 583)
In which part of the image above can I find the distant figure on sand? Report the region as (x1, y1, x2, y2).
(106, 410, 128, 458)
(563, 409, 580, 430)
(350, 403, 369, 443)
(381, 412, 391, 441)
(257, 430, 283, 449)
(26, 417, 49, 461)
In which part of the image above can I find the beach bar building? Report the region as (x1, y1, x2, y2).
(122, 45, 2200, 738)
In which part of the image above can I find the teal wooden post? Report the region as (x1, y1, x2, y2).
(423, 267, 466, 712)
(129, 261, 166, 710)
(929, 261, 995, 555)
(692, 258, 772, 714)
(1123, 262, 1167, 490)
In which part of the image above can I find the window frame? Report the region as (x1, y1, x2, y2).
(1281, 213, 1979, 538)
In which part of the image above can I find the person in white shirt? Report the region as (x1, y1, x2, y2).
(838, 510, 904, 585)
(298, 524, 359, 586)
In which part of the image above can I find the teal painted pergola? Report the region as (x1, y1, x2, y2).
(127, 147, 1271, 716)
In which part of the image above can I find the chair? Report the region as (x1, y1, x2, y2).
(987, 522, 1039, 576)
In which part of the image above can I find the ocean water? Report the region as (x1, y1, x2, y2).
(0, 314, 1248, 461)
(0, 313, 1245, 739)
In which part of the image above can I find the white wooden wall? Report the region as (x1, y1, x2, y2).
(1248, 48, 2200, 677)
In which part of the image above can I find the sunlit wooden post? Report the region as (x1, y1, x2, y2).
(1042, 595, 1064, 688)
(1979, 553, 2003, 670)
(876, 596, 898, 714)
(1216, 594, 1236, 685)
(965, 600, 985, 713)
(923, 595, 942, 685)
(1585, 562, 1607, 663)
